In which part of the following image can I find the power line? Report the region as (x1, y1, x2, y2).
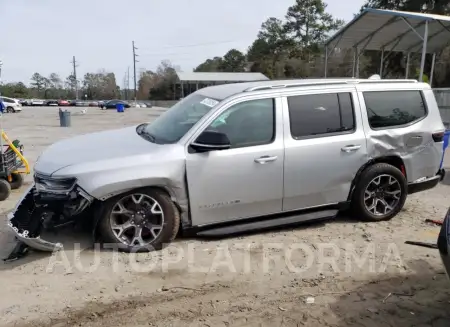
(132, 41, 138, 102)
(71, 56, 79, 100)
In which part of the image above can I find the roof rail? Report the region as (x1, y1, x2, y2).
(244, 79, 418, 92)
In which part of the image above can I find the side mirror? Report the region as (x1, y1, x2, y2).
(190, 130, 230, 152)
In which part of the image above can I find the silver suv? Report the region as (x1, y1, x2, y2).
(6, 78, 446, 257)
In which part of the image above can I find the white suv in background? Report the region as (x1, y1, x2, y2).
(1, 96, 22, 113)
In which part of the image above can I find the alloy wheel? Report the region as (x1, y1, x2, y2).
(364, 174, 402, 216)
(109, 193, 164, 247)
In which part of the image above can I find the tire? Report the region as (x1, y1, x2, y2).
(351, 163, 407, 222)
(98, 188, 180, 252)
(6, 107, 15, 113)
(0, 179, 12, 201)
(9, 173, 24, 190)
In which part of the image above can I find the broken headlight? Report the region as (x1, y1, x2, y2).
(34, 174, 77, 194)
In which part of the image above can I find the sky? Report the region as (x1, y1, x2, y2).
(0, 0, 366, 86)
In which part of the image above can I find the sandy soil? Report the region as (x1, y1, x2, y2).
(0, 107, 449, 327)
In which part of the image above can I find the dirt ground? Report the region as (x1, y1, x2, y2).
(1, 106, 450, 327)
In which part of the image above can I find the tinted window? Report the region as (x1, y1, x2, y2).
(2, 98, 13, 103)
(363, 91, 427, 129)
(288, 93, 355, 138)
(207, 98, 275, 148)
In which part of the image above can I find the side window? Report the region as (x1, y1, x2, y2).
(2, 98, 12, 103)
(287, 93, 355, 139)
(363, 91, 427, 129)
(207, 98, 275, 148)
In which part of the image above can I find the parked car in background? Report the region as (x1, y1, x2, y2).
(438, 208, 450, 280)
(58, 100, 70, 106)
(100, 99, 130, 109)
(0, 96, 22, 112)
(18, 99, 29, 106)
(46, 100, 58, 106)
(30, 99, 45, 106)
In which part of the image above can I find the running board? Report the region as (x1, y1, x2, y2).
(196, 209, 338, 237)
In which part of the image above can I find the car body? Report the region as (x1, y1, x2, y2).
(1, 96, 22, 112)
(438, 208, 450, 279)
(58, 100, 70, 106)
(6, 77, 446, 258)
(30, 99, 45, 106)
(101, 100, 130, 109)
(46, 100, 59, 106)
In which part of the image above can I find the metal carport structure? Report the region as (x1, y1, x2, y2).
(324, 8, 450, 85)
(176, 72, 269, 98)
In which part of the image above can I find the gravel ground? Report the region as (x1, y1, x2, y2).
(0, 106, 450, 327)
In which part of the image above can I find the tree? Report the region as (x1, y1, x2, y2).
(285, 0, 344, 59)
(137, 70, 158, 100)
(219, 49, 246, 72)
(248, 18, 296, 78)
(30, 73, 45, 92)
(195, 57, 224, 72)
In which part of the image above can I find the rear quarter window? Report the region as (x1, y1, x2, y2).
(363, 90, 427, 129)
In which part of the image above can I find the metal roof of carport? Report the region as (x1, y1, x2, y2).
(325, 8, 450, 54)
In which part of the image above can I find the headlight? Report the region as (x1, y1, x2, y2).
(34, 174, 76, 194)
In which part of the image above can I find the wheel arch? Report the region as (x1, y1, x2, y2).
(91, 184, 186, 240)
(347, 155, 406, 201)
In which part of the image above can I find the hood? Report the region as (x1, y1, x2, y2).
(34, 126, 164, 176)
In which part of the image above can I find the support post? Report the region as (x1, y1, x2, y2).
(419, 21, 429, 82)
(380, 48, 385, 77)
(405, 52, 410, 78)
(430, 53, 436, 86)
(324, 46, 328, 77)
(355, 48, 360, 78)
(181, 82, 184, 99)
(352, 48, 357, 77)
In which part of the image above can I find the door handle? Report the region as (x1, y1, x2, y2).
(341, 145, 361, 152)
(254, 155, 278, 164)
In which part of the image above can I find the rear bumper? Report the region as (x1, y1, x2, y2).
(407, 169, 445, 194)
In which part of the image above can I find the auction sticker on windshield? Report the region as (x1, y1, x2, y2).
(200, 98, 219, 108)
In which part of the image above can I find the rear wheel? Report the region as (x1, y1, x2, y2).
(352, 163, 407, 222)
(9, 173, 24, 190)
(99, 188, 180, 252)
(6, 107, 15, 113)
(0, 179, 11, 201)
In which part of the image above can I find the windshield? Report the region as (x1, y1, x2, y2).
(140, 93, 219, 144)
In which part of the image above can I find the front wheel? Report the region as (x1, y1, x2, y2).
(98, 188, 180, 252)
(351, 163, 407, 222)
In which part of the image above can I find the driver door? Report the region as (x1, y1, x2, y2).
(185, 97, 284, 226)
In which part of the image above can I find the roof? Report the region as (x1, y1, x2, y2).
(326, 8, 450, 54)
(196, 77, 419, 100)
(176, 72, 269, 82)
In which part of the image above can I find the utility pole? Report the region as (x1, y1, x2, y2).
(71, 56, 79, 100)
(132, 41, 138, 102)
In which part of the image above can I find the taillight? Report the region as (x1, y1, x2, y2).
(432, 131, 445, 142)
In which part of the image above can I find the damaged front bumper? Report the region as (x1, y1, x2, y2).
(6, 178, 94, 259)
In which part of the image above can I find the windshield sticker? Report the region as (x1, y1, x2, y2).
(200, 98, 219, 108)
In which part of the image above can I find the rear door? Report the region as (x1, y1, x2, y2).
(282, 88, 369, 211)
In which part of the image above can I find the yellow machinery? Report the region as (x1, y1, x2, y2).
(0, 130, 30, 200)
